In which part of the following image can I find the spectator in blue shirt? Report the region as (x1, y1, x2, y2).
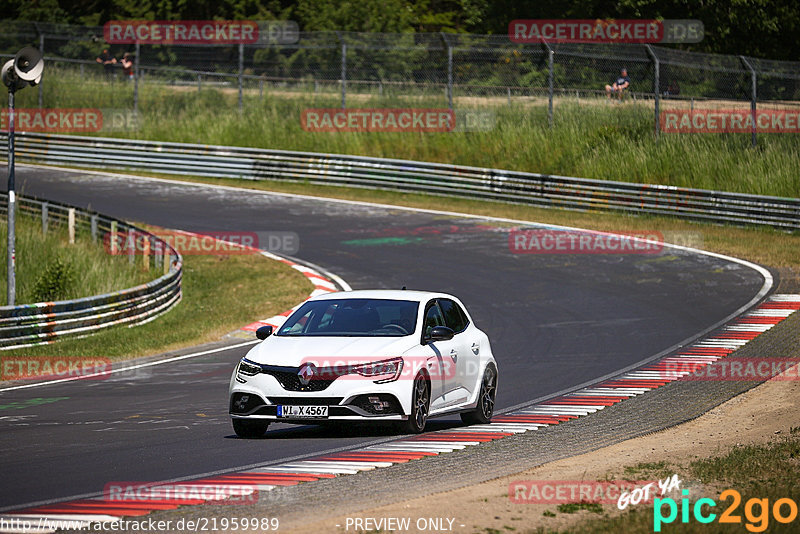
(605, 68, 630, 99)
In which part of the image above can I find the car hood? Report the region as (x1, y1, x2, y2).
(244, 335, 418, 367)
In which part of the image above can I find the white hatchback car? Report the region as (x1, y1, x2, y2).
(229, 290, 498, 437)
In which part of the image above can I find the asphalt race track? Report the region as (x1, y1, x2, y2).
(0, 165, 768, 511)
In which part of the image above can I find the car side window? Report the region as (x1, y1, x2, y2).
(423, 301, 445, 338)
(438, 298, 469, 333)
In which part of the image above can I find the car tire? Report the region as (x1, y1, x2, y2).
(232, 418, 270, 438)
(400, 372, 430, 434)
(460, 364, 497, 426)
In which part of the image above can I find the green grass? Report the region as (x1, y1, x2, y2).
(0, 211, 151, 305)
(10, 66, 800, 198)
(0, 248, 311, 360)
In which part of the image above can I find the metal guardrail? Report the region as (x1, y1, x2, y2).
(1, 132, 798, 230)
(0, 192, 182, 349)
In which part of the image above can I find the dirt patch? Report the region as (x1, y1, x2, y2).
(286, 368, 800, 533)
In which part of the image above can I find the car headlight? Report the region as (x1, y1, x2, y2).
(351, 357, 404, 383)
(237, 358, 262, 377)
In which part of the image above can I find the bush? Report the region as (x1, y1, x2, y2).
(32, 257, 75, 302)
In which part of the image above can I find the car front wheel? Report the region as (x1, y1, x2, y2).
(400, 372, 430, 434)
(461, 364, 497, 426)
(232, 418, 269, 438)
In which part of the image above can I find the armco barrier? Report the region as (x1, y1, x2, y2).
(0, 193, 182, 350)
(1, 132, 799, 230)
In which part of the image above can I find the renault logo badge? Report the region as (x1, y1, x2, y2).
(298, 363, 316, 386)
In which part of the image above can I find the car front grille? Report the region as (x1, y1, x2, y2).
(261, 366, 337, 392)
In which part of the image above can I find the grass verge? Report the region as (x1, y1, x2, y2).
(10, 67, 800, 197)
(0, 210, 151, 305)
(0, 227, 312, 361)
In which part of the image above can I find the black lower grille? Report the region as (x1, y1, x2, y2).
(348, 394, 403, 415)
(265, 397, 344, 406)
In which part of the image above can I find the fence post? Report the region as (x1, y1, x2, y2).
(440, 33, 453, 110)
(541, 40, 553, 128)
(740, 56, 757, 148)
(154, 238, 162, 269)
(38, 33, 44, 109)
(337, 33, 347, 109)
(134, 41, 140, 114)
(91, 214, 97, 242)
(645, 44, 660, 137)
(68, 208, 75, 244)
(238, 43, 244, 111)
(142, 235, 150, 272)
(41, 202, 48, 234)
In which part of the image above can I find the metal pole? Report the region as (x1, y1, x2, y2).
(341, 42, 346, 109)
(238, 43, 244, 111)
(740, 56, 757, 148)
(38, 34, 44, 108)
(133, 41, 140, 114)
(645, 45, 660, 136)
(7, 90, 16, 306)
(440, 33, 453, 110)
(546, 42, 553, 128)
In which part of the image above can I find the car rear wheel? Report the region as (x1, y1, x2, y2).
(461, 364, 497, 426)
(400, 372, 430, 434)
(232, 418, 270, 438)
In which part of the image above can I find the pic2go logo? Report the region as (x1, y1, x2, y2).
(654, 489, 798, 532)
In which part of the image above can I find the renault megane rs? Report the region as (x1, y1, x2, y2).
(229, 290, 498, 437)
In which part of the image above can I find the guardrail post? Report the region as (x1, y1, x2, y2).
(91, 214, 97, 242)
(645, 44, 660, 137)
(154, 237, 162, 269)
(142, 234, 150, 272)
(740, 56, 757, 148)
(110, 220, 118, 254)
(133, 41, 140, 115)
(41, 202, 48, 234)
(238, 43, 244, 112)
(127, 227, 135, 264)
(68, 208, 75, 244)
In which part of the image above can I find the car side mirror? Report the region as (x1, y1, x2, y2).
(255, 325, 273, 340)
(426, 325, 454, 343)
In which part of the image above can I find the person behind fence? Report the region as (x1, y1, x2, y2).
(605, 68, 630, 99)
(96, 48, 117, 78)
(121, 52, 133, 80)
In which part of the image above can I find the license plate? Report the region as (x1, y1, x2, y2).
(277, 405, 328, 418)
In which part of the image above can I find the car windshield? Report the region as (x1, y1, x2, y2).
(276, 298, 419, 337)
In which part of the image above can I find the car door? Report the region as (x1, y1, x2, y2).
(438, 298, 476, 402)
(419, 299, 454, 410)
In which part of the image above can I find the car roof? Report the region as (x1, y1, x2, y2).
(310, 289, 456, 303)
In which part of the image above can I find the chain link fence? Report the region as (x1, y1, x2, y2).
(2, 20, 800, 143)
